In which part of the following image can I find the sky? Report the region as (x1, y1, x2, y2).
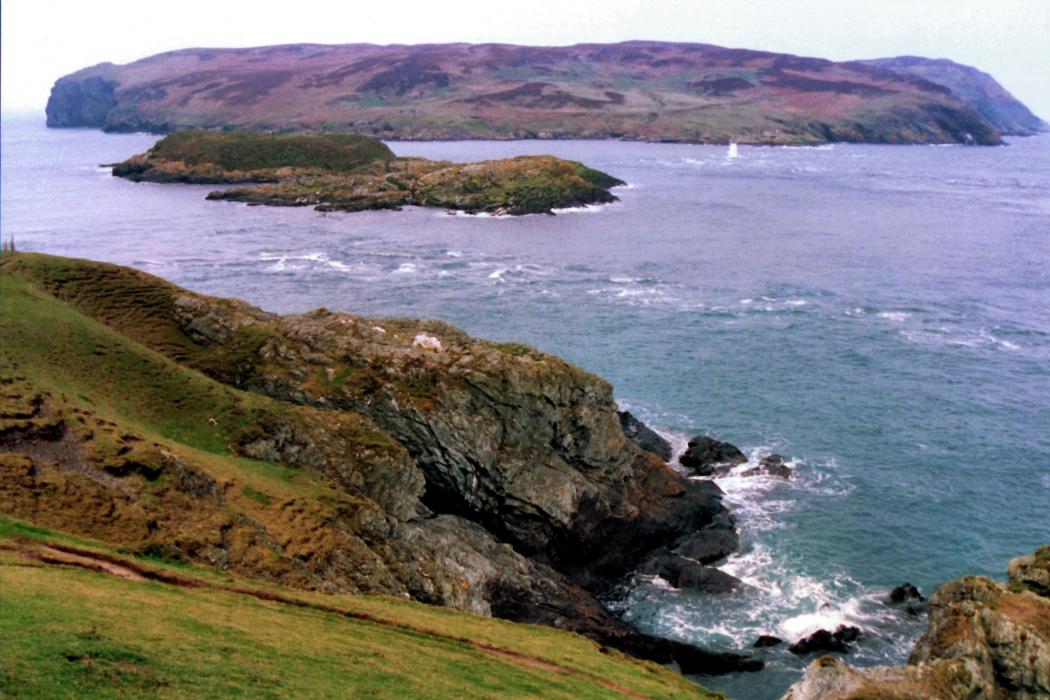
(2, 0, 1048, 119)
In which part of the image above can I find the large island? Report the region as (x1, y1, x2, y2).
(47, 41, 1046, 145)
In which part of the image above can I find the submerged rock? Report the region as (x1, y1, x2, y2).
(674, 512, 739, 564)
(754, 635, 785, 648)
(618, 411, 673, 461)
(637, 549, 741, 594)
(888, 582, 927, 616)
(741, 454, 792, 479)
(889, 582, 924, 604)
(679, 435, 747, 476)
(784, 546, 1050, 699)
(788, 626, 861, 655)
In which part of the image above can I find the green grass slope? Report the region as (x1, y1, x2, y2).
(0, 524, 715, 699)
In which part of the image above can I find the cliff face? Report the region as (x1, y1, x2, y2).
(0, 253, 753, 674)
(162, 291, 728, 589)
(783, 546, 1050, 699)
(861, 57, 1048, 136)
(44, 68, 119, 128)
(45, 41, 1007, 145)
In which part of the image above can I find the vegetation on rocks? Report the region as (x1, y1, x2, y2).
(112, 131, 624, 215)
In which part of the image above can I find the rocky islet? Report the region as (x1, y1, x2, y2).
(111, 131, 625, 216)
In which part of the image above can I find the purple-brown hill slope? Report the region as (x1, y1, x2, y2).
(860, 56, 1047, 136)
(46, 41, 1015, 145)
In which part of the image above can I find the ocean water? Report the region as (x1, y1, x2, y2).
(3, 114, 1048, 698)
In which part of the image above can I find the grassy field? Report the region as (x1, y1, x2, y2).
(144, 131, 395, 171)
(0, 252, 719, 698)
(0, 523, 717, 699)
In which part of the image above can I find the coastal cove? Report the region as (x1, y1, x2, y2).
(3, 114, 1050, 699)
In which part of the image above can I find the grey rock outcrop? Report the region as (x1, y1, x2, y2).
(741, 454, 792, 479)
(638, 549, 742, 594)
(618, 410, 673, 461)
(679, 435, 747, 476)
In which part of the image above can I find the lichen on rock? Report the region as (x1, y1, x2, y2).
(783, 547, 1050, 699)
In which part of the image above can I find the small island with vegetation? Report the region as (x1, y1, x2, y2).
(113, 131, 625, 216)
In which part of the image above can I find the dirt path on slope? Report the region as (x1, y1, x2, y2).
(5, 540, 651, 700)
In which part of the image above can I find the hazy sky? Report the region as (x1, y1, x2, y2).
(3, 0, 1048, 119)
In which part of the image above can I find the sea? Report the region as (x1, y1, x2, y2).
(2, 113, 1048, 699)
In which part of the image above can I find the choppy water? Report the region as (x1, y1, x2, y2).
(3, 114, 1048, 699)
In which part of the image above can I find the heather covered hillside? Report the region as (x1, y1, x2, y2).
(47, 41, 1010, 144)
(860, 56, 1047, 136)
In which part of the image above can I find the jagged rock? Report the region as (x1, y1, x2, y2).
(707, 463, 740, 478)
(112, 132, 624, 216)
(618, 411, 672, 461)
(834, 626, 860, 643)
(888, 582, 928, 616)
(783, 547, 1050, 699)
(637, 549, 741, 593)
(889, 582, 925, 603)
(741, 453, 792, 479)
(788, 626, 861, 655)
(679, 435, 747, 476)
(908, 575, 1050, 696)
(232, 408, 425, 520)
(754, 635, 784, 648)
(674, 512, 739, 564)
(488, 568, 762, 675)
(1008, 545, 1050, 597)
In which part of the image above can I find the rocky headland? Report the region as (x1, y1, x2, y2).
(112, 131, 624, 216)
(0, 252, 758, 676)
(783, 546, 1050, 699)
(45, 40, 1038, 145)
(859, 56, 1048, 136)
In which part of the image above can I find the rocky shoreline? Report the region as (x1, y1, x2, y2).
(784, 546, 1050, 698)
(617, 426, 1049, 698)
